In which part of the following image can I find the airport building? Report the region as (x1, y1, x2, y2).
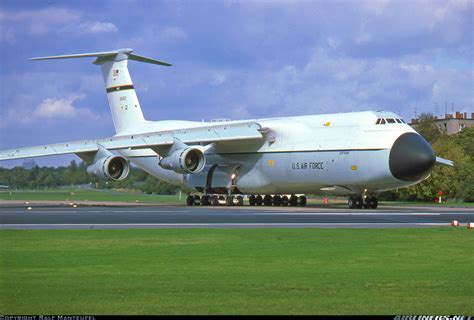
(410, 111, 474, 135)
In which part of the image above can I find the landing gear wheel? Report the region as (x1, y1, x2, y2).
(264, 195, 273, 206)
(248, 195, 256, 206)
(226, 195, 234, 206)
(273, 195, 282, 206)
(289, 195, 298, 206)
(363, 197, 371, 209)
(236, 196, 244, 206)
(369, 197, 378, 209)
(281, 196, 289, 206)
(298, 195, 307, 207)
(211, 195, 219, 206)
(256, 195, 263, 206)
(201, 195, 210, 206)
(186, 195, 194, 206)
(355, 196, 364, 209)
(348, 196, 356, 209)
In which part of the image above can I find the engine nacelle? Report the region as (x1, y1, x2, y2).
(159, 147, 206, 174)
(86, 155, 130, 181)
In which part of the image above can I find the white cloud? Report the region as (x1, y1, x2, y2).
(0, 8, 80, 24)
(0, 7, 117, 40)
(158, 27, 187, 42)
(0, 8, 81, 36)
(32, 95, 99, 120)
(68, 21, 118, 35)
(210, 73, 227, 86)
(0, 94, 100, 127)
(183, 48, 473, 121)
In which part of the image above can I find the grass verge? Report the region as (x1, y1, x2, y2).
(0, 189, 183, 203)
(0, 228, 473, 314)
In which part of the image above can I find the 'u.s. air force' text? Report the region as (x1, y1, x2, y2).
(291, 162, 324, 170)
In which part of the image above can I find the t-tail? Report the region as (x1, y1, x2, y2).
(31, 48, 171, 135)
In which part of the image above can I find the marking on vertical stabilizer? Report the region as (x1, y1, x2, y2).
(106, 85, 134, 93)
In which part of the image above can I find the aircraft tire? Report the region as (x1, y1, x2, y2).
(186, 195, 194, 206)
(202, 195, 211, 206)
(289, 195, 298, 206)
(273, 195, 282, 206)
(248, 195, 256, 206)
(348, 196, 356, 209)
(211, 195, 219, 206)
(363, 198, 371, 209)
(298, 195, 307, 207)
(256, 195, 263, 206)
(236, 195, 244, 206)
(226, 195, 234, 206)
(355, 196, 364, 209)
(264, 195, 273, 206)
(369, 197, 378, 209)
(282, 196, 289, 206)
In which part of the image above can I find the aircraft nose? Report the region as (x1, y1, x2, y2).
(389, 132, 436, 181)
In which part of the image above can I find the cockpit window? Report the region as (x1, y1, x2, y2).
(375, 117, 405, 125)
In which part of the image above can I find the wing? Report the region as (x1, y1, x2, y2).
(0, 122, 263, 161)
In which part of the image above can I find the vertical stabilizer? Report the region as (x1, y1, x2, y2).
(31, 48, 171, 135)
(99, 56, 145, 134)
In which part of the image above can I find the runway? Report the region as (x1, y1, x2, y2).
(1, 203, 473, 229)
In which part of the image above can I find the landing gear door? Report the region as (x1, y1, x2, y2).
(208, 164, 240, 194)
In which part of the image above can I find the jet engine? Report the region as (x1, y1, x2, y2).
(159, 147, 206, 174)
(86, 155, 130, 181)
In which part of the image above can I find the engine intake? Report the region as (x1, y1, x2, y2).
(159, 147, 206, 174)
(86, 155, 130, 181)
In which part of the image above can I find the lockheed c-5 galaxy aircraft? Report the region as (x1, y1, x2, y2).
(0, 49, 453, 209)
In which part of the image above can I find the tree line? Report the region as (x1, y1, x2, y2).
(381, 113, 474, 202)
(0, 160, 182, 195)
(1, 114, 473, 201)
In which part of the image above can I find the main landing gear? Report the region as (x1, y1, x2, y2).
(186, 194, 307, 207)
(186, 194, 244, 206)
(248, 194, 306, 207)
(347, 196, 378, 209)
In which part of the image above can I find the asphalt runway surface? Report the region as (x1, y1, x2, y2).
(1, 203, 473, 229)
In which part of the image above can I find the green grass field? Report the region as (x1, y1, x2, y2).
(0, 189, 183, 203)
(1, 228, 473, 314)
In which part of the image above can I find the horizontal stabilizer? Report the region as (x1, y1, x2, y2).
(31, 51, 118, 61)
(129, 53, 172, 66)
(30, 48, 171, 66)
(435, 157, 454, 167)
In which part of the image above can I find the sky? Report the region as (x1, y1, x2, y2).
(0, 0, 473, 167)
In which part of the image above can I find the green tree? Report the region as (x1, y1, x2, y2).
(414, 113, 443, 144)
(399, 135, 471, 201)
